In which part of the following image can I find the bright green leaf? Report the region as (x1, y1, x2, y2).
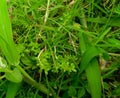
(5, 68, 22, 83)
(0, 0, 19, 65)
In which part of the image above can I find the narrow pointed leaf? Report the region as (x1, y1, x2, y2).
(95, 27, 111, 44)
(0, 0, 19, 65)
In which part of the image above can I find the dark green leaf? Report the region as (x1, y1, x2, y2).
(78, 87, 85, 98)
(68, 86, 76, 97)
(79, 46, 102, 75)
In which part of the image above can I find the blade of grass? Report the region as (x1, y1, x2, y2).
(93, 3, 108, 15)
(95, 27, 111, 44)
(87, 17, 120, 27)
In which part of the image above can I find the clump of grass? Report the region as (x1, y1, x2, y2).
(0, 0, 120, 97)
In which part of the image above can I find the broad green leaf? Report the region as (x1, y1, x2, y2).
(79, 32, 102, 98)
(6, 81, 21, 98)
(79, 46, 101, 75)
(5, 68, 22, 83)
(85, 58, 101, 98)
(0, 0, 19, 65)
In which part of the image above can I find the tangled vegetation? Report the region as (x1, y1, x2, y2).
(0, 0, 120, 98)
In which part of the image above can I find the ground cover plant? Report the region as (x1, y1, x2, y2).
(0, 0, 120, 98)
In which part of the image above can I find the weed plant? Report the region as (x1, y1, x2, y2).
(0, 0, 120, 98)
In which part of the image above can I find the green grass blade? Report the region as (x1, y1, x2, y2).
(93, 3, 107, 15)
(95, 27, 111, 44)
(87, 17, 120, 27)
(107, 38, 120, 48)
(0, 0, 19, 65)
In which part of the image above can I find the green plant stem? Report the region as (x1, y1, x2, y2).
(0, 75, 5, 80)
(16, 65, 50, 95)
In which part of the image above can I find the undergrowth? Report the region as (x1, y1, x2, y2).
(0, 0, 120, 98)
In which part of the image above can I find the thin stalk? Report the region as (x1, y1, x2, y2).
(17, 65, 50, 95)
(38, 0, 50, 37)
(0, 75, 5, 80)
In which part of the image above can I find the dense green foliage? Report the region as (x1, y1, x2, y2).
(0, 0, 120, 98)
